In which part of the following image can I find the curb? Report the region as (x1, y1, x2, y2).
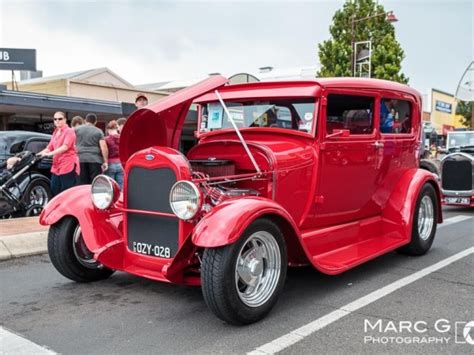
(0, 231, 48, 261)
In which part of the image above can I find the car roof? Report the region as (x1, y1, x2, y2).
(195, 77, 422, 103)
(315, 77, 421, 97)
(0, 131, 51, 139)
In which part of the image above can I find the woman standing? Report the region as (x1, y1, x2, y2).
(38, 111, 80, 196)
(71, 115, 84, 128)
(104, 120, 123, 189)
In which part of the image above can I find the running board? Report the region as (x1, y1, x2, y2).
(312, 236, 407, 274)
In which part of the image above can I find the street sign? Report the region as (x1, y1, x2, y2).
(0, 48, 36, 71)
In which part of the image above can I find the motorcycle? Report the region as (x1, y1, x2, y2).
(0, 151, 52, 218)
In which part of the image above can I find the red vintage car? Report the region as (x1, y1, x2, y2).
(41, 76, 442, 325)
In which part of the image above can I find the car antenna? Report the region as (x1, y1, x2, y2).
(215, 90, 262, 175)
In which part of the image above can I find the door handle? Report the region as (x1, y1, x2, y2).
(373, 141, 384, 149)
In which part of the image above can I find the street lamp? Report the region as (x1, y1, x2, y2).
(351, 10, 398, 76)
(354, 41, 372, 77)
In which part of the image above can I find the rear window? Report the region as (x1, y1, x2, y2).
(380, 99, 412, 134)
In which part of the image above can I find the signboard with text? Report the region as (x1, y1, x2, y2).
(435, 100, 452, 114)
(0, 48, 36, 71)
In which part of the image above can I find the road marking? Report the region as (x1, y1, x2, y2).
(0, 327, 56, 354)
(438, 215, 472, 228)
(249, 216, 474, 355)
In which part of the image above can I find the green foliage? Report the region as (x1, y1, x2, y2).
(317, 0, 408, 83)
(456, 101, 472, 127)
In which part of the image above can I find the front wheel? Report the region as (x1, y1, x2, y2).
(397, 183, 438, 255)
(48, 217, 115, 282)
(201, 218, 287, 325)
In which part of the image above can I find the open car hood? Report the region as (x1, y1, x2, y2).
(120, 75, 228, 164)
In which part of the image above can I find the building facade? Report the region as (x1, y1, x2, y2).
(5, 67, 167, 104)
(430, 88, 465, 134)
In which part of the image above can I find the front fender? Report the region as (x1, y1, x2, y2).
(192, 197, 300, 248)
(383, 168, 442, 240)
(39, 185, 123, 253)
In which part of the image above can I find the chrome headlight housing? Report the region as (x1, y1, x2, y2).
(169, 181, 202, 220)
(91, 175, 119, 210)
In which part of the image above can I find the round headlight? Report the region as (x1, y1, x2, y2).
(169, 181, 201, 220)
(91, 175, 119, 210)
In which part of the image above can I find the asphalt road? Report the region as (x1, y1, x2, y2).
(1, 206, 472, 354)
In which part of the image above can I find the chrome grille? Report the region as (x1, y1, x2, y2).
(442, 159, 472, 191)
(126, 167, 179, 258)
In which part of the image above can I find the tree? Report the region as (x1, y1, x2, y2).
(317, 0, 408, 83)
(456, 100, 472, 128)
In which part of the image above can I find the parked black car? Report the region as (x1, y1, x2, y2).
(441, 131, 474, 207)
(0, 131, 53, 218)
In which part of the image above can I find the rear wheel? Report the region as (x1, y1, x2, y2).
(201, 218, 287, 325)
(48, 217, 114, 282)
(397, 183, 438, 255)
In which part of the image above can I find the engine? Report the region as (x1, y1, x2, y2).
(190, 159, 260, 207)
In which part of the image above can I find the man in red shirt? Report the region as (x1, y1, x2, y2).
(38, 111, 79, 196)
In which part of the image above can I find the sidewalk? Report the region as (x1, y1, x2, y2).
(0, 217, 48, 261)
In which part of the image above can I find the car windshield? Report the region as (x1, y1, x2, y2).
(446, 131, 474, 149)
(200, 99, 316, 134)
(0, 135, 20, 159)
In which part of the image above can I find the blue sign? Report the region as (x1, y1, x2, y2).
(435, 100, 452, 114)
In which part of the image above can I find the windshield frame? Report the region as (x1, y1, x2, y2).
(196, 97, 318, 139)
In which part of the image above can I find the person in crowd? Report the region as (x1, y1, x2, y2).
(430, 144, 438, 159)
(71, 116, 84, 128)
(75, 113, 108, 184)
(37, 111, 79, 196)
(117, 117, 127, 134)
(135, 93, 148, 109)
(104, 120, 123, 189)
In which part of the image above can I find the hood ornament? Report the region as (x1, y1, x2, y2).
(145, 154, 155, 161)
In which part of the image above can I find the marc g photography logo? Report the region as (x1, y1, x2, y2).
(456, 321, 474, 345)
(363, 318, 474, 345)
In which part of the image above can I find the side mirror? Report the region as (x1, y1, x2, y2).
(326, 129, 350, 139)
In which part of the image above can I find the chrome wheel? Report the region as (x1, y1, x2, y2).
(29, 185, 49, 206)
(72, 225, 100, 268)
(235, 231, 281, 308)
(418, 195, 434, 241)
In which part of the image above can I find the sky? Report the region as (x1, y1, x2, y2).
(0, 0, 472, 97)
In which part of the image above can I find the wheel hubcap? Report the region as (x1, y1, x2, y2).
(72, 226, 101, 268)
(29, 185, 49, 206)
(418, 195, 434, 241)
(235, 231, 281, 308)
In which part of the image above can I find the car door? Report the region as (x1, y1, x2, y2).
(375, 92, 419, 209)
(313, 90, 380, 228)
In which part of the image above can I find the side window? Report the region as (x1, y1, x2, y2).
(380, 99, 412, 134)
(25, 140, 48, 154)
(326, 94, 374, 135)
